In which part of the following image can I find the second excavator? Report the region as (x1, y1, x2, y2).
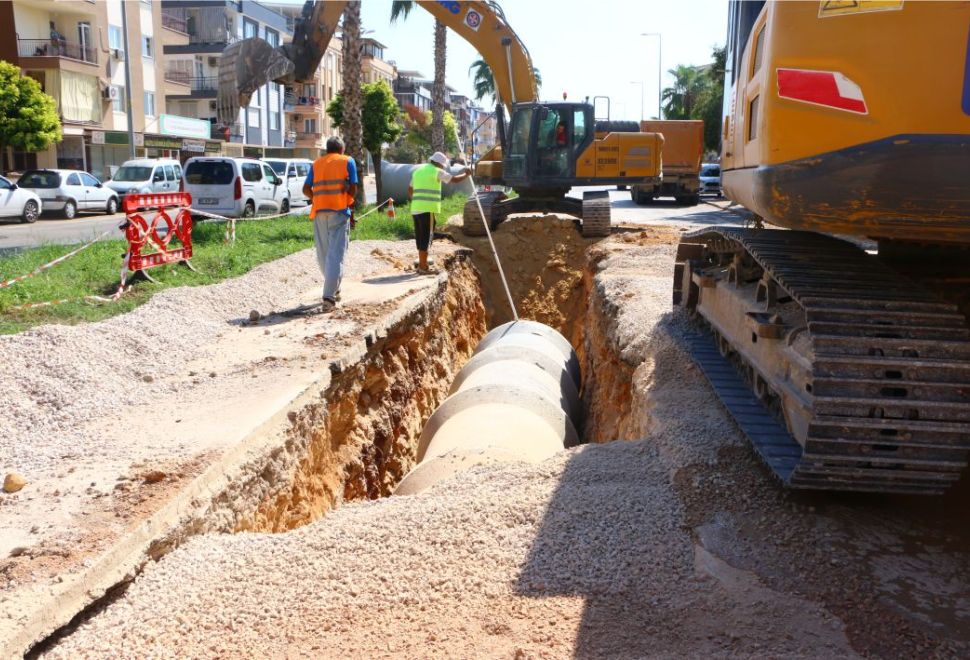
(216, 0, 664, 237)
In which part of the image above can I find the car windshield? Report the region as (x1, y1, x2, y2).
(265, 160, 286, 175)
(113, 166, 153, 182)
(701, 165, 720, 177)
(185, 161, 234, 185)
(18, 171, 61, 188)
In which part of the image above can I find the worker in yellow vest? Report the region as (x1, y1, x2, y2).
(408, 152, 470, 273)
(302, 136, 358, 312)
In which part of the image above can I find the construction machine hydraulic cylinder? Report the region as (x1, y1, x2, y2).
(395, 321, 580, 495)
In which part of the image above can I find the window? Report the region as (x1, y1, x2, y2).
(269, 111, 280, 130)
(573, 109, 587, 147)
(241, 162, 262, 182)
(287, 165, 296, 177)
(163, 165, 175, 181)
(247, 109, 260, 128)
(296, 163, 310, 177)
(112, 86, 126, 113)
(302, 84, 317, 97)
(144, 91, 155, 117)
(265, 29, 279, 48)
(108, 25, 122, 51)
(751, 26, 765, 76)
(172, 164, 182, 181)
(304, 118, 317, 133)
(66, 173, 82, 186)
(243, 19, 258, 40)
(19, 171, 61, 188)
(185, 160, 233, 185)
(142, 36, 153, 58)
(79, 172, 100, 186)
(747, 95, 760, 142)
(261, 163, 277, 183)
(0, 176, 11, 190)
(509, 108, 533, 155)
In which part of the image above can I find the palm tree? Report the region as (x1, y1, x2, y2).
(661, 64, 710, 120)
(341, 0, 365, 207)
(468, 58, 542, 105)
(390, 1, 446, 153)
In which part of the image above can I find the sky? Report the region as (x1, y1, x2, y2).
(278, 0, 729, 121)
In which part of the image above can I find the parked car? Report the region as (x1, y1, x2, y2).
(105, 158, 183, 201)
(17, 169, 120, 219)
(182, 157, 289, 218)
(264, 158, 313, 208)
(699, 163, 722, 197)
(0, 174, 42, 223)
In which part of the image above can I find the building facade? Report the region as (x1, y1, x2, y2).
(0, 0, 223, 177)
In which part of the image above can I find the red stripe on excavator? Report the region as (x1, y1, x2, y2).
(776, 68, 868, 115)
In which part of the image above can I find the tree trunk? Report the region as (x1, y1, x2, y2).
(0, 142, 6, 175)
(341, 1, 366, 208)
(431, 20, 447, 154)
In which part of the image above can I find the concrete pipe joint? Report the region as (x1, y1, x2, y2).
(395, 321, 581, 496)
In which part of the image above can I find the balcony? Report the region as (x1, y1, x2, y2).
(17, 38, 98, 66)
(161, 10, 188, 34)
(293, 131, 321, 145)
(284, 92, 322, 114)
(163, 67, 191, 85)
(166, 76, 219, 99)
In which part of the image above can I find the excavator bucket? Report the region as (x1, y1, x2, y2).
(217, 37, 296, 126)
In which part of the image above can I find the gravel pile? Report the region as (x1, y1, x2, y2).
(0, 242, 400, 477)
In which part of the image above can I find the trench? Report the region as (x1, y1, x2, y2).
(241, 214, 638, 535)
(27, 214, 657, 657)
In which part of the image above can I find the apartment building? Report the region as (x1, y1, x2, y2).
(160, 0, 290, 158)
(393, 70, 432, 113)
(361, 38, 395, 89)
(0, 0, 220, 177)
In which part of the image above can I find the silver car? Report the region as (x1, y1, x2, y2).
(699, 163, 721, 197)
(17, 169, 120, 219)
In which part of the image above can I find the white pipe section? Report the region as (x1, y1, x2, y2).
(395, 321, 581, 495)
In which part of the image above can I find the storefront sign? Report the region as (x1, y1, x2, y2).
(91, 131, 105, 145)
(144, 135, 184, 150)
(181, 139, 206, 153)
(158, 114, 210, 140)
(204, 141, 222, 154)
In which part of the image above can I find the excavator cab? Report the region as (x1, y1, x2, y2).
(503, 103, 593, 186)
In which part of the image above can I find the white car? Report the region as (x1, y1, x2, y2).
(106, 158, 183, 201)
(17, 169, 120, 219)
(183, 157, 289, 219)
(0, 175, 42, 223)
(264, 158, 313, 207)
(699, 163, 722, 197)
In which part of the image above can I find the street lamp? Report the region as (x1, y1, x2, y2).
(641, 32, 662, 119)
(629, 81, 644, 121)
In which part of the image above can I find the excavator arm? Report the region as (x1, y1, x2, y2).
(217, 0, 538, 126)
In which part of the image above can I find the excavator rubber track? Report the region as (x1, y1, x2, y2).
(677, 227, 970, 494)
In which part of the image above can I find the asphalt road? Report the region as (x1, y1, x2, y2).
(0, 183, 734, 253)
(0, 178, 379, 253)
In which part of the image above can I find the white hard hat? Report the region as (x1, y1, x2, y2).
(430, 152, 449, 167)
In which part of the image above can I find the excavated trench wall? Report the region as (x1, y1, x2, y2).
(237, 256, 487, 533)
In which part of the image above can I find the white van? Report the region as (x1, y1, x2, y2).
(182, 157, 290, 218)
(264, 158, 313, 207)
(105, 158, 183, 200)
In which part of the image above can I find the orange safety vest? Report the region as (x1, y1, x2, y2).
(310, 153, 352, 215)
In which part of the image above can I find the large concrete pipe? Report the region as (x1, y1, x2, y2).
(380, 161, 475, 204)
(395, 321, 581, 495)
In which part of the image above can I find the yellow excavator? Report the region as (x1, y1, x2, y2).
(674, 0, 970, 494)
(216, 0, 663, 237)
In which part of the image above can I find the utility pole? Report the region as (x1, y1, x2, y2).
(120, 0, 136, 159)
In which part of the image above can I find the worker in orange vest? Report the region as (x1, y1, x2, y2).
(302, 136, 358, 312)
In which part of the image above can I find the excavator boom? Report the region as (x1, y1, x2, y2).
(217, 0, 537, 126)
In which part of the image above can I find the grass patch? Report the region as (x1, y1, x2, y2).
(0, 195, 467, 335)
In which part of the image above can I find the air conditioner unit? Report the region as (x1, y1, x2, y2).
(207, 56, 218, 67)
(103, 85, 120, 101)
(111, 48, 125, 60)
